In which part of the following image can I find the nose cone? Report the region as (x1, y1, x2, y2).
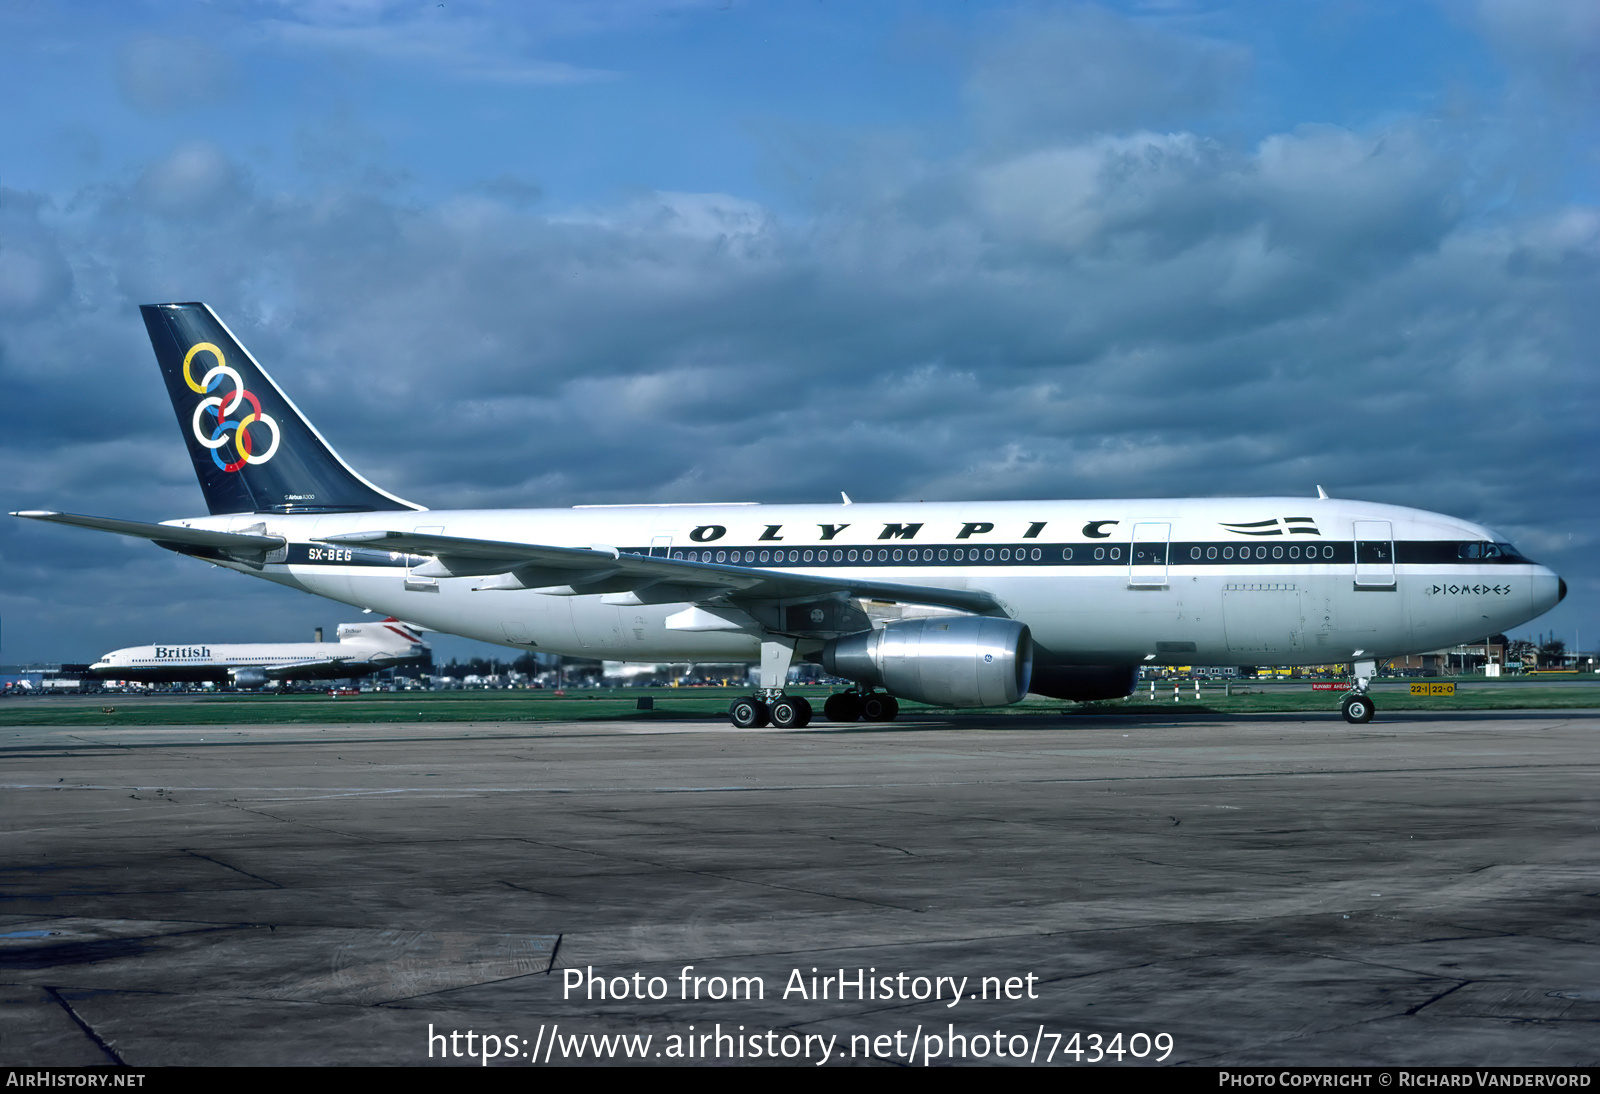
(1531, 567, 1564, 617)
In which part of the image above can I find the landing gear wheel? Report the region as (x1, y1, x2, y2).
(769, 696, 813, 729)
(729, 696, 770, 728)
(861, 693, 900, 722)
(1341, 694, 1374, 724)
(823, 692, 862, 723)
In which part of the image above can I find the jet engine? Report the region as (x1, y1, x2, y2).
(230, 668, 270, 689)
(817, 617, 1033, 708)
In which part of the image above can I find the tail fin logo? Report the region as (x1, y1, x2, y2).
(183, 342, 281, 472)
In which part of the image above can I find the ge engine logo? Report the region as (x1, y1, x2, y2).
(183, 342, 280, 472)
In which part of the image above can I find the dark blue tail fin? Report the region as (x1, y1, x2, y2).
(141, 303, 423, 515)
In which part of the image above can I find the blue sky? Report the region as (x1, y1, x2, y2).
(1, 0, 1595, 665)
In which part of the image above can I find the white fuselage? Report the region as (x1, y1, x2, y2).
(161, 497, 1562, 669)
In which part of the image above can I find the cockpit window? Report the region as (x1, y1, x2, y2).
(1456, 541, 1530, 563)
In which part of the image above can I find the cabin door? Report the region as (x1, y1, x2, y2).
(1129, 523, 1171, 587)
(1353, 520, 1396, 589)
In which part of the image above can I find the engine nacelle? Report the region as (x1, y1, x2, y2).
(231, 668, 270, 689)
(818, 617, 1033, 708)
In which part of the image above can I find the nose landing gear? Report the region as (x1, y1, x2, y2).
(1340, 693, 1375, 724)
(1339, 658, 1379, 723)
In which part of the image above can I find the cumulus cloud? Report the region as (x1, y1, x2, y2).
(6, 116, 1587, 522)
(2, 2, 1595, 660)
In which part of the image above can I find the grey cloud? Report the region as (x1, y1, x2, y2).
(1477, 0, 1600, 98)
(0, 192, 75, 317)
(965, 5, 1251, 147)
(116, 35, 236, 114)
(134, 141, 249, 218)
(254, 7, 617, 85)
(4, 33, 1597, 659)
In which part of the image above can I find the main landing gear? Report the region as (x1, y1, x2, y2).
(728, 689, 900, 727)
(728, 693, 813, 729)
(726, 636, 898, 729)
(821, 689, 898, 723)
(1339, 658, 1379, 724)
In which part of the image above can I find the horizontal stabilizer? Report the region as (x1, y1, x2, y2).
(11, 510, 284, 550)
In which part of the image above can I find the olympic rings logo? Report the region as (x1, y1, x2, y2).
(182, 342, 280, 472)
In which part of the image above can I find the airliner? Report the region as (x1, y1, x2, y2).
(13, 303, 1566, 727)
(90, 619, 429, 688)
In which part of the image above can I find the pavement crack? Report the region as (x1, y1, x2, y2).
(828, 835, 914, 856)
(1405, 979, 1471, 1015)
(44, 985, 125, 1065)
(184, 849, 283, 889)
(219, 801, 382, 842)
(500, 879, 569, 901)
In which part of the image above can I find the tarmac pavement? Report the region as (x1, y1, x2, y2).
(2, 709, 1597, 1067)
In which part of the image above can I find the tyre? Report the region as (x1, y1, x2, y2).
(1341, 694, 1374, 724)
(729, 696, 769, 728)
(823, 692, 862, 723)
(862, 693, 900, 722)
(770, 696, 812, 729)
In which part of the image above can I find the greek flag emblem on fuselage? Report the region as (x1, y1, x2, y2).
(1220, 517, 1321, 536)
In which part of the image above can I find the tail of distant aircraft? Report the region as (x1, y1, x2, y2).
(337, 618, 429, 655)
(141, 303, 424, 516)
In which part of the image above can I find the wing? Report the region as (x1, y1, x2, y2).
(262, 658, 366, 680)
(317, 529, 1002, 616)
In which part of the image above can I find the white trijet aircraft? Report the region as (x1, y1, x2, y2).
(90, 620, 429, 688)
(14, 303, 1566, 727)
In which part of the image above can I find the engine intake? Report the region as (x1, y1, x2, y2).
(818, 617, 1033, 708)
